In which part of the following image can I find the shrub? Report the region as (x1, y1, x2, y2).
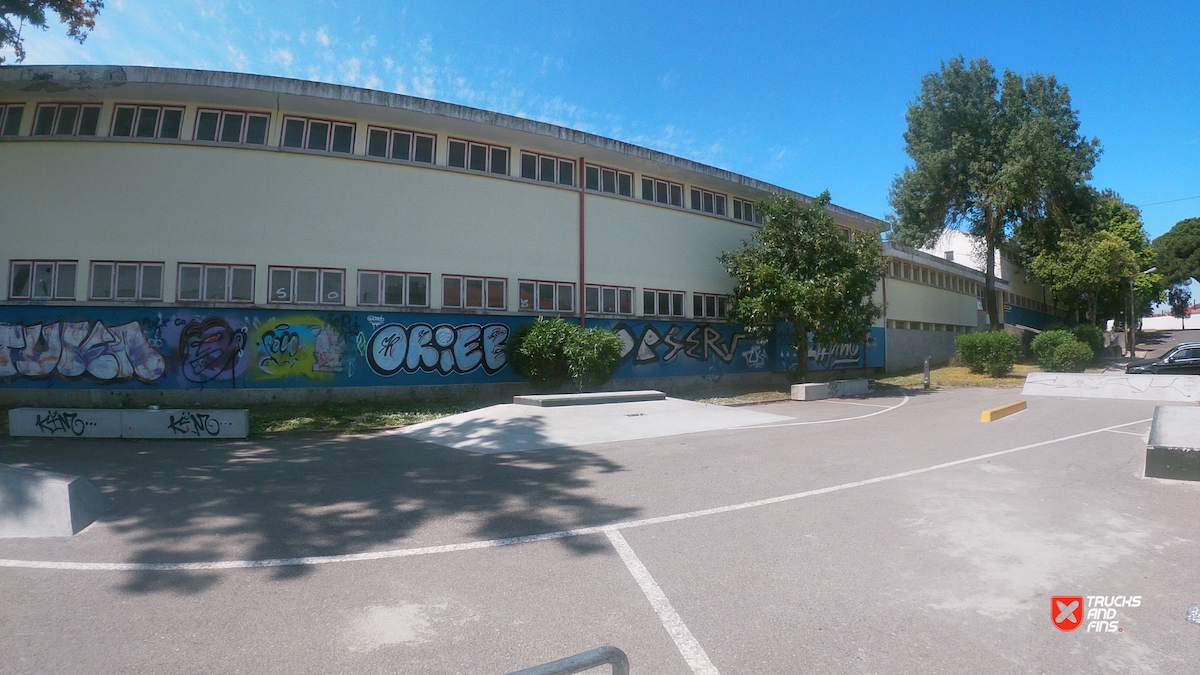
(955, 330, 1020, 377)
(506, 318, 625, 392)
(1052, 339, 1094, 373)
(565, 326, 625, 391)
(1070, 323, 1104, 358)
(505, 317, 574, 392)
(1032, 330, 1075, 367)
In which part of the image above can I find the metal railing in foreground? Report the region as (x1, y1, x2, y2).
(504, 645, 630, 675)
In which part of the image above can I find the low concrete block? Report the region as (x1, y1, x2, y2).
(9, 408, 122, 438)
(1023, 373, 1200, 403)
(790, 379, 874, 401)
(1146, 406, 1200, 481)
(122, 409, 249, 439)
(514, 390, 667, 407)
(0, 464, 111, 537)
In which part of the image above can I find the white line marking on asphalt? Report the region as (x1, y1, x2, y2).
(606, 529, 721, 675)
(0, 417, 1149, 572)
(813, 399, 894, 408)
(747, 395, 909, 427)
(1104, 429, 1146, 437)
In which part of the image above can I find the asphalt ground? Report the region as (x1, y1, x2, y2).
(2, 388, 1198, 674)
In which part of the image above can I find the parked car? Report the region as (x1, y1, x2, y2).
(1126, 343, 1200, 374)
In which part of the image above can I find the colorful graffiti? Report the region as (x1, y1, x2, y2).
(0, 320, 166, 382)
(366, 323, 509, 376)
(251, 316, 353, 381)
(178, 317, 247, 384)
(610, 322, 748, 366)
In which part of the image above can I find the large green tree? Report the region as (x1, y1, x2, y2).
(889, 56, 1101, 329)
(1, 0, 102, 63)
(719, 192, 883, 381)
(1154, 217, 1200, 286)
(1028, 230, 1138, 325)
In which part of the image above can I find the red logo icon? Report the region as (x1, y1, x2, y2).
(1053, 596, 1084, 631)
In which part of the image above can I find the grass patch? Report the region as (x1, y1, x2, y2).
(249, 401, 465, 435)
(876, 363, 1042, 389)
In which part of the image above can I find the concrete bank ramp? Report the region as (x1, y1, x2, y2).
(396, 398, 793, 453)
(0, 464, 111, 537)
(1022, 372, 1200, 403)
(1145, 406, 1200, 481)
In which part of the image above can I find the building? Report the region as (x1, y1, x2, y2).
(2, 65, 969, 403)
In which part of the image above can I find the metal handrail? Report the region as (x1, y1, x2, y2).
(504, 646, 630, 675)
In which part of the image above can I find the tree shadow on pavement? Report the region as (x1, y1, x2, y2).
(2, 412, 639, 595)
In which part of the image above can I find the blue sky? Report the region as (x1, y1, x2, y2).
(8, 0, 1200, 247)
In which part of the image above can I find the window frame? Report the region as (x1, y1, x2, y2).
(357, 269, 432, 308)
(517, 278, 575, 313)
(364, 125, 437, 164)
(193, 107, 271, 145)
(688, 186, 728, 215)
(279, 115, 355, 154)
(265, 265, 346, 306)
(732, 198, 762, 224)
(31, 102, 102, 137)
(0, 103, 25, 137)
(88, 260, 165, 302)
(642, 287, 686, 318)
(446, 137, 510, 176)
(176, 262, 256, 303)
(583, 163, 634, 198)
(641, 175, 684, 207)
(692, 292, 729, 319)
(441, 274, 508, 311)
(584, 284, 635, 315)
(8, 259, 77, 300)
(110, 104, 186, 140)
(519, 151, 577, 187)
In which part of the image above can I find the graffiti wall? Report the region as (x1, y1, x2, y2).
(0, 306, 883, 391)
(773, 325, 886, 373)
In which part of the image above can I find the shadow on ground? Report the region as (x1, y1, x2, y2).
(2, 412, 638, 595)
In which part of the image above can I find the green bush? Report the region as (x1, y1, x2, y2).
(1052, 339, 1094, 373)
(565, 327, 625, 391)
(1070, 323, 1104, 358)
(506, 318, 625, 392)
(1032, 330, 1075, 367)
(505, 317, 575, 392)
(955, 330, 1020, 377)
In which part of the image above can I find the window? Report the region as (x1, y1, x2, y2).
(688, 187, 727, 215)
(520, 152, 576, 186)
(641, 176, 683, 207)
(31, 103, 101, 137)
(89, 261, 163, 301)
(194, 109, 269, 145)
(266, 266, 344, 305)
(447, 138, 509, 175)
(584, 164, 634, 197)
(177, 263, 254, 303)
(110, 105, 184, 139)
(281, 116, 355, 153)
(358, 270, 429, 307)
(692, 293, 729, 319)
(643, 288, 684, 317)
(0, 103, 24, 136)
(442, 275, 507, 310)
(584, 284, 634, 315)
(518, 279, 575, 313)
(8, 260, 76, 300)
(732, 198, 762, 224)
(365, 126, 436, 164)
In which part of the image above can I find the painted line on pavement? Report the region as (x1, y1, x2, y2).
(1104, 429, 1146, 437)
(813, 399, 895, 408)
(606, 529, 721, 675)
(746, 395, 909, 428)
(0, 416, 1149, 572)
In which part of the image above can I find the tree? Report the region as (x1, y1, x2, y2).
(1168, 285, 1192, 329)
(1, 1, 103, 64)
(1154, 217, 1200, 287)
(889, 56, 1101, 329)
(1028, 230, 1138, 325)
(719, 192, 883, 382)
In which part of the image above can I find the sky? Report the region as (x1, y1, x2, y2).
(7, 1, 1199, 247)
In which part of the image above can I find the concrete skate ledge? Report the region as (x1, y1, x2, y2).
(9, 408, 248, 439)
(1146, 406, 1200, 481)
(513, 390, 667, 407)
(791, 379, 874, 401)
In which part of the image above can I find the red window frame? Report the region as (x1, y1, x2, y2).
(8, 259, 77, 300)
(517, 278, 575, 313)
(193, 107, 271, 144)
(357, 269, 431, 308)
(176, 262, 256, 303)
(280, 115, 356, 154)
(88, 260, 165, 302)
(364, 125, 436, 164)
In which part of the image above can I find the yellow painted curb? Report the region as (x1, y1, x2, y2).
(981, 400, 1027, 422)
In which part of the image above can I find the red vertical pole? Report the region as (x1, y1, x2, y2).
(578, 156, 586, 328)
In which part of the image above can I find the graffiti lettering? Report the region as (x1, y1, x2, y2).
(0, 321, 166, 383)
(614, 322, 745, 365)
(258, 324, 302, 373)
(808, 342, 861, 370)
(167, 412, 221, 437)
(366, 323, 509, 376)
(35, 410, 89, 436)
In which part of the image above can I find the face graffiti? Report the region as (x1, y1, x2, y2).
(178, 317, 247, 384)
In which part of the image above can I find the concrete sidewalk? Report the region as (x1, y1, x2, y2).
(396, 397, 793, 453)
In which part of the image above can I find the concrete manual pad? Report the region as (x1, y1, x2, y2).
(1145, 405, 1200, 481)
(397, 397, 792, 453)
(1022, 372, 1200, 402)
(0, 464, 110, 537)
